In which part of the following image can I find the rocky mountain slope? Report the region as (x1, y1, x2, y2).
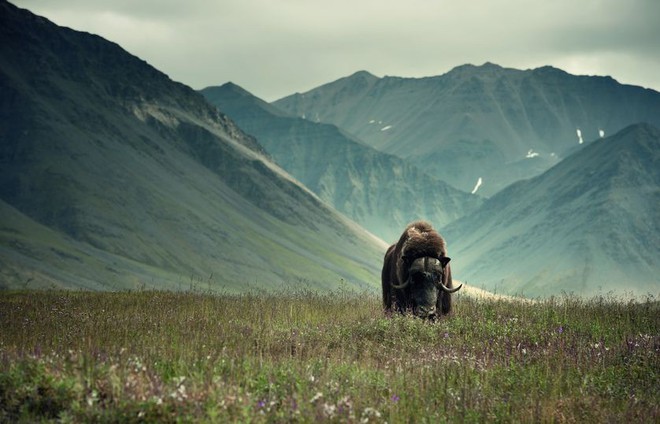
(0, 1, 386, 291)
(274, 64, 660, 196)
(200, 82, 482, 242)
(443, 123, 660, 298)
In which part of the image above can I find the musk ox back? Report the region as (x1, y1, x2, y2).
(382, 221, 462, 319)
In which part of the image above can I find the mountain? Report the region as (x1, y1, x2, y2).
(0, 1, 386, 291)
(200, 82, 482, 242)
(273, 64, 660, 196)
(442, 123, 660, 298)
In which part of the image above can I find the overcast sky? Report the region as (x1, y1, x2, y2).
(13, 0, 660, 101)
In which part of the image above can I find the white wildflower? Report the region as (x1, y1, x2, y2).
(323, 403, 337, 418)
(310, 392, 323, 403)
(361, 407, 382, 423)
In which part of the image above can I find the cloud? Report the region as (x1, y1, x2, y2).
(13, 0, 660, 100)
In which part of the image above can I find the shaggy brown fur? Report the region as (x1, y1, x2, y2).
(382, 221, 455, 317)
(400, 222, 447, 260)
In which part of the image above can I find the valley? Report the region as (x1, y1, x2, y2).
(1, 0, 658, 298)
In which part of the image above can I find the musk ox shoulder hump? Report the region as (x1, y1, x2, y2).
(401, 221, 447, 258)
(405, 220, 434, 234)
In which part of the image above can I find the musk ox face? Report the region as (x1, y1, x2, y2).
(398, 256, 451, 319)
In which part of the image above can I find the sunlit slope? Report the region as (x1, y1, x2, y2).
(201, 82, 481, 242)
(0, 1, 385, 291)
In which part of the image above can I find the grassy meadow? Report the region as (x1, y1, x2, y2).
(0, 289, 657, 422)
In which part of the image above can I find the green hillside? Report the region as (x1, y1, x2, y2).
(0, 1, 386, 291)
(445, 123, 660, 298)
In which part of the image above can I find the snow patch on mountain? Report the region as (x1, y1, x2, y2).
(471, 177, 483, 194)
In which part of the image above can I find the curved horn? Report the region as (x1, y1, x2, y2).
(391, 277, 410, 290)
(438, 282, 463, 293)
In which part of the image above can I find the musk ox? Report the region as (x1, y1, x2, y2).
(382, 221, 462, 319)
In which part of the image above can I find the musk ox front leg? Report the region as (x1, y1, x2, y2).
(381, 245, 396, 313)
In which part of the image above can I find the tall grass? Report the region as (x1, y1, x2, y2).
(0, 289, 657, 422)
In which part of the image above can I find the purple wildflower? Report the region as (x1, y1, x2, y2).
(391, 394, 400, 403)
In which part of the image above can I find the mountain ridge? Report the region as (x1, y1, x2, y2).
(273, 63, 660, 196)
(0, 0, 385, 291)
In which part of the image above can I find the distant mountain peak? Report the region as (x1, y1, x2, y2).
(448, 62, 506, 74)
(530, 65, 571, 77)
(203, 82, 291, 118)
(335, 70, 380, 89)
(218, 81, 245, 91)
(215, 81, 255, 97)
(533, 64, 566, 72)
(348, 70, 378, 79)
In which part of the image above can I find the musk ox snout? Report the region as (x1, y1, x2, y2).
(411, 274, 440, 318)
(413, 304, 437, 319)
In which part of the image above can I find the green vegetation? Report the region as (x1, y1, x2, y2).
(0, 289, 657, 422)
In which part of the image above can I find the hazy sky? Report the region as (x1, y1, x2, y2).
(13, 0, 660, 101)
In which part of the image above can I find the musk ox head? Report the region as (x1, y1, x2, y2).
(393, 255, 455, 318)
(382, 221, 462, 319)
